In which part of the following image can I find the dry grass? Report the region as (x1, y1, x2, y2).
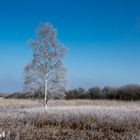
(0, 98, 140, 140)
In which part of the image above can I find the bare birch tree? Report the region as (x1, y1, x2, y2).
(24, 23, 67, 110)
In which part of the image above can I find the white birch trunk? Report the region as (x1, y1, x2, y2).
(45, 79, 48, 111)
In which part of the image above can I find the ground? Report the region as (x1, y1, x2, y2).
(0, 98, 140, 140)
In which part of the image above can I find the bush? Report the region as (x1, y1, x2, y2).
(88, 87, 101, 99)
(65, 87, 86, 99)
(102, 86, 117, 99)
(117, 85, 140, 100)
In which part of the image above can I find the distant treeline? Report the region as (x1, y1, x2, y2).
(5, 84, 140, 101)
(66, 84, 140, 100)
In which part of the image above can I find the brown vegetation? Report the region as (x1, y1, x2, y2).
(0, 99, 140, 140)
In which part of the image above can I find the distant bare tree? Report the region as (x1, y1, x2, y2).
(24, 23, 67, 110)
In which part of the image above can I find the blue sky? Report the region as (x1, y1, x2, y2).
(0, 0, 140, 92)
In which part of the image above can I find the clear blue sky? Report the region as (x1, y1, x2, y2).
(0, 0, 140, 92)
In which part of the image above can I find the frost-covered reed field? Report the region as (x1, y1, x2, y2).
(0, 98, 140, 140)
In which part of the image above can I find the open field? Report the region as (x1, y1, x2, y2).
(0, 98, 140, 140)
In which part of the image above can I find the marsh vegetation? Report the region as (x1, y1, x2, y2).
(0, 98, 140, 140)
